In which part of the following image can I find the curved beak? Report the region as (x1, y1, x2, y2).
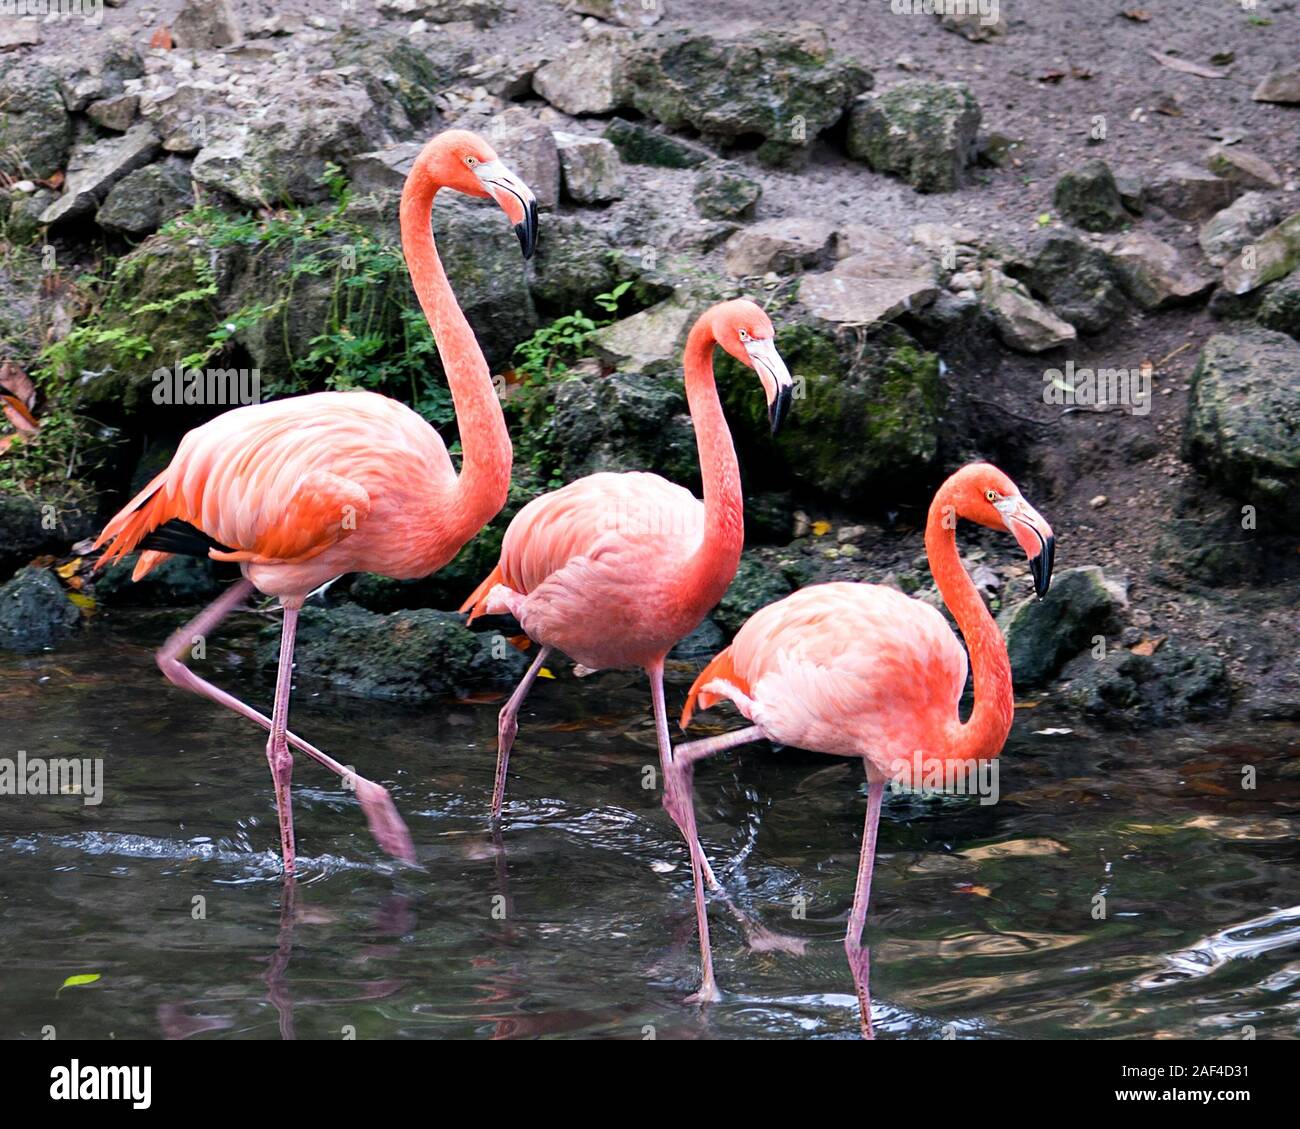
(744, 336, 794, 437)
(999, 497, 1055, 599)
(475, 159, 538, 259)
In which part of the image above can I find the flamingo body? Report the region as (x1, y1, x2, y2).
(97, 390, 470, 600)
(684, 582, 968, 773)
(474, 471, 710, 670)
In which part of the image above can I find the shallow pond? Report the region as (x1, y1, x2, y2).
(2, 612, 1298, 1039)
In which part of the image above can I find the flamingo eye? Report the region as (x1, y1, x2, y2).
(738, 328, 751, 342)
(985, 489, 999, 502)
(465, 155, 479, 167)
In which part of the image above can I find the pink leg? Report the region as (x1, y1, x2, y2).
(491, 645, 551, 823)
(647, 664, 721, 892)
(665, 725, 768, 1002)
(845, 770, 885, 1040)
(154, 581, 415, 864)
(266, 604, 298, 873)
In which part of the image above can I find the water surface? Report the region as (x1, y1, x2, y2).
(2, 613, 1297, 1039)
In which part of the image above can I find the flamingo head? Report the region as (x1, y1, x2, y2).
(415, 128, 539, 259)
(712, 299, 793, 436)
(949, 463, 1055, 599)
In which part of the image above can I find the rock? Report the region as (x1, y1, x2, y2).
(1255, 273, 1300, 340)
(1152, 506, 1265, 588)
(982, 268, 1077, 352)
(347, 142, 421, 194)
(376, 0, 502, 24)
(0, 58, 73, 180)
(1053, 159, 1129, 233)
(603, 117, 709, 168)
(1221, 210, 1300, 295)
(96, 157, 193, 239)
(998, 566, 1125, 688)
(138, 83, 235, 155)
(526, 212, 622, 315)
(0, 494, 95, 579)
(1147, 161, 1237, 220)
(568, 0, 661, 26)
(847, 80, 981, 193)
(692, 164, 761, 220)
(532, 34, 625, 115)
(258, 605, 527, 702)
(715, 553, 794, 637)
(39, 125, 161, 226)
(191, 74, 393, 208)
(724, 218, 837, 277)
(474, 108, 560, 210)
(1061, 646, 1230, 727)
(1183, 328, 1300, 530)
(1252, 64, 1300, 104)
(800, 271, 939, 328)
(86, 93, 139, 133)
(93, 554, 221, 606)
(553, 132, 624, 204)
(321, 25, 456, 133)
(0, 568, 79, 654)
(515, 367, 698, 486)
(669, 617, 725, 661)
(171, 0, 243, 49)
(1104, 231, 1214, 310)
(938, 9, 1007, 41)
(621, 23, 869, 144)
(54, 31, 142, 112)
(717, 325, 945, 502)
(0, 23, 39, 50)
(1012, 232, 1127, 334)
(588, 297, 697, 375)
(1204, 144, 1282, 191)
(1198, 192, 1283, 267)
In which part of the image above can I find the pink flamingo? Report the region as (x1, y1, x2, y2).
(462, 299, 792, 900)
(93, 130, 538, 875)
(671, 462, 1055, 1033)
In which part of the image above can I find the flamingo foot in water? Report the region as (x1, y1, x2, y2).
(353, 777, 417, 864)
(685, 980, 722, 1006)
(846, 944, 874, 1040)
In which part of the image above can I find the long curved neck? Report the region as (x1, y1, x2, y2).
(400, 175, 511, 539)
(681, 317, 744, 606)
(925, 489, 1014, 762)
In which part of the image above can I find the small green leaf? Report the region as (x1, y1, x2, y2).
(1036, 213, 1052, 227)
(56, 973, 101, 997)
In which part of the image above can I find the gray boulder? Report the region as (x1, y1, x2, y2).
(1199, 192, 1283, 268)
(40, 124, 161, 226)
(1062, 646, 1230, 726)
(693, 164, 762, 220)
(1147, 161, 1237, 220)
(1012, 232, 1127, 334)
(554, 133, 625, 204)
(533, 33, 626, 115)
(0, 58, 73, 180)
(724, 218, 837, 277)
(1255, 273, 1300, 340)
(998, 566, 1126, 689)
(0, 568, 79, 654)
(1221, 210, 1300, 296)
(1183, 329, 1300, 530)
(54, 31, 143, 112)
(603, 117, 710, 169)
(171, 0, 242, 49)
(847, 81, 981, 193)
(982, 268, 1077, 352)
(1052, 159, 1129, 233)
(1104, 231, 1214, 310)
(96, 157, 193, 239)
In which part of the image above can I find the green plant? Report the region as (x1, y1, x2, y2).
(510, 280, 633, 385)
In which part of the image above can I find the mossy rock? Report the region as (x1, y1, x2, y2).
(717, 323, 945, 503)
(93, 553, 222, 606)
(1061, 645, 1231, 727)
(714, 551, 793, 636)
(0, 58, 73, 181)
(846, 81, 981, 193)
(1053, 159, 1129, 234)
(1255, 272, 1300, 340)
(256, 603, 527, 701)
(527, 213, 624, 316)
(0, 567, 79, 653)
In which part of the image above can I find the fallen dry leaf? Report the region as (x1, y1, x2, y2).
(960, 838, 1070, 861)
(1, 394, 39, 436)
(1147, 49, 1229, 79)
(956, 884, 992, 897)
(55, 559, 82, 580)
(149, 26, 173, 50)
(1129, 634, 1167, 656)
(1122, 8, 1152, 21)
(1037, 70, 1067, 84)
(811, 520, 832, 537)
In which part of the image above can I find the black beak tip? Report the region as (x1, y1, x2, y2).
(515, 200, 539, 260)
(769, 385, 792, 437)
(1031, 535, 1056, 599)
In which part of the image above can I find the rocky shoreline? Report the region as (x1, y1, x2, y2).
(1, 0, 1297, 727)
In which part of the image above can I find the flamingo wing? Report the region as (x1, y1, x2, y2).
(683, 582, 969, 759)
(94, 395, 388, 580)
(462, 472, 702, 616)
